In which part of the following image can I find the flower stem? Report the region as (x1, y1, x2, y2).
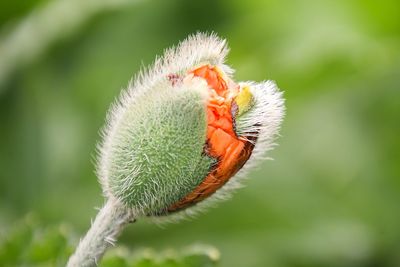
(67, 198, 134, 267)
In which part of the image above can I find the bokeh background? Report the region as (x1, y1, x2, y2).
(1, 0, 400, 266)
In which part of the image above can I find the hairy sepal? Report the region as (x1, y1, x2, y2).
(101, 78, 215, 216)
(97, 33, 230, 217)
(152, 80, 285, 223)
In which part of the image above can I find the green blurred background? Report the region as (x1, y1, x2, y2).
(1, 0, 399, 266)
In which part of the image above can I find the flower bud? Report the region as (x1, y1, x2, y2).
(97, 33, 285, 218)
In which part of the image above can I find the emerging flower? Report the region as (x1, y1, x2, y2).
(68, 33, 285, 267)
(98, 33, 285, 219)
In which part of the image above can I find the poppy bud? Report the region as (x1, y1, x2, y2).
(97, 33, 285, 218)
(68, 33, 285, 267)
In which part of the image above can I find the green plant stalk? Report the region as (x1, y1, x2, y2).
(66, 198, 134, 267)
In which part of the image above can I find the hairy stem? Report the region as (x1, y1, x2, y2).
(67, 198, 134, 267)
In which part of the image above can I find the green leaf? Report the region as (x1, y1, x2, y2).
(100, 248, 129, 267)
(128, 246, 219, 267)
(182, 245, 220, 267)
(24, 226, 68, 263)
(0, 214, 37, 265)
(0, 215, 220, 267)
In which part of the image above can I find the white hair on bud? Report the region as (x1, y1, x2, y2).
(236, 81, 285, 164)
(97, 33, 230, 213)
(152, 81, 285, 224)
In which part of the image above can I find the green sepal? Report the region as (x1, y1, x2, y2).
(107, 80, 214, 214)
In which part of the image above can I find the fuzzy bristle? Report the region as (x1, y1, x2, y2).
(96, 32, 285, 221)
(97, 33, 230, 216)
